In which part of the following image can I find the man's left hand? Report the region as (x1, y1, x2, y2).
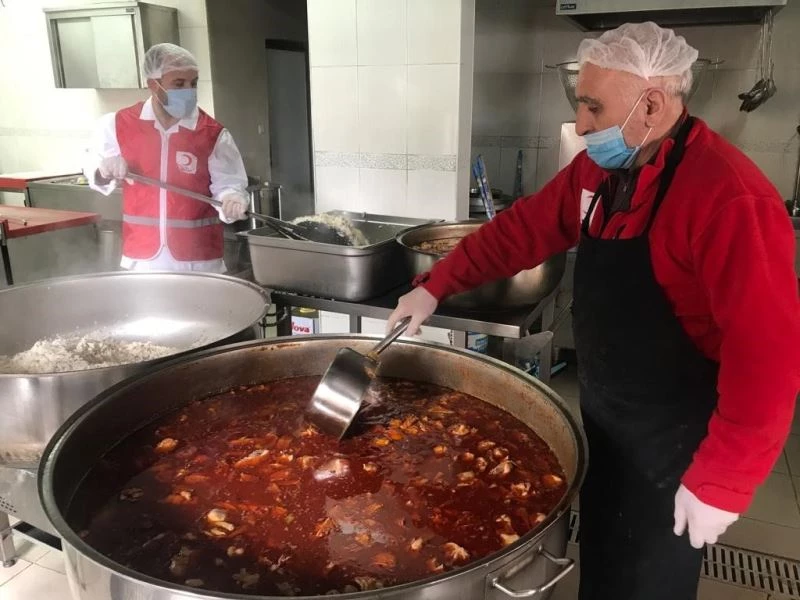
(674, 484, 739, 549)
(221, 194, 248, 221)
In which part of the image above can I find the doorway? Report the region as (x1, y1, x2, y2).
(265, 39, 314, 220)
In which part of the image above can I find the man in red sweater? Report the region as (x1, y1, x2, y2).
(388, 22, 799, 600)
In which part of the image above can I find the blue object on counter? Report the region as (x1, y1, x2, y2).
(472, 155, 496, 220)
(513, 149, 523, 199)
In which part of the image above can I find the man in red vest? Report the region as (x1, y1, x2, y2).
(85, 43, 249, 272)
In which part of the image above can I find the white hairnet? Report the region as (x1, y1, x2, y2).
(143, 43, 199, 79)
(577, 22, 698, 80)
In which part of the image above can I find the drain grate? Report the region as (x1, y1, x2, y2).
(567, 510, 800, 597)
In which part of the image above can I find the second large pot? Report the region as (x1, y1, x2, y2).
(40, 336, 586, 600)
(396, 221, 566, 310)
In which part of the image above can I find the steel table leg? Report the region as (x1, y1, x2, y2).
(273, 301, 292, 337)
(538, 296, 556, 383)
(349, 314, 362, 334)
(1, 242, 12, 286)
(0, 511, 17, 568)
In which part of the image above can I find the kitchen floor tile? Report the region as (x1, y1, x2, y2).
(34, 550, 66, 575)
(696, 578, 768, 599)
(0, 563, 67, 599)
(9, 536, 48, 564)
(545, 545, 772, 599)
(745, 472, 800, 528)
(0, 559, 30, 587)
(548, 367, 580, 400)
(785, 434, 800, 476)
(720, 516, 800, 561)
(773, 450, 790, 475)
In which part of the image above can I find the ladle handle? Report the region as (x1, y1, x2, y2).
(128, 172, 304, 239)
(368, 316, 412, 359)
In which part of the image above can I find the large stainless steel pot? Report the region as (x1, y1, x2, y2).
(0, 272, 269, 469)
(396, 221, 566, 310)
(39, 336, 587, 600)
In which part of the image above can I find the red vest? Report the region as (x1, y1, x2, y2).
(116, 103, 224, 261)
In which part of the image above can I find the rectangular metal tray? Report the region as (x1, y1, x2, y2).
(243, 211, 439, 301)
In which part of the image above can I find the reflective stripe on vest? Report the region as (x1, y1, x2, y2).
(122, 214, 219, 229)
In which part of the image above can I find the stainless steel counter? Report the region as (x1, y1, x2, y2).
(269, 285, 559, 381)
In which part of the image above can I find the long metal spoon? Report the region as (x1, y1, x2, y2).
(127, 173, 351, 245)
(307, 317, 412, 440)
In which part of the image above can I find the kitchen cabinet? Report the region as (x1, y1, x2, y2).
(44, 2, 179, 89)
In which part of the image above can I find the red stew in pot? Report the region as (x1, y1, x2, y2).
(75, 376, 567, 596)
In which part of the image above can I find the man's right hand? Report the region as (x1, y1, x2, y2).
(387, 286, 438, 336)
(98, 156, 128, 182)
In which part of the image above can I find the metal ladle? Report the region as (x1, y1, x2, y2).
(307, 317, 412, 440)
(127, 173, 352, 245)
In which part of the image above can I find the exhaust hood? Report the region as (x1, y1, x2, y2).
(556, 0, 786, 31)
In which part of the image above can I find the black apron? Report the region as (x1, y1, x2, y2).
(572, 117, 720, 600)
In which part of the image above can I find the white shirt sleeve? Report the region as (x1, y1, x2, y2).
(208, 129, 249, 224)
(84, 112, 121, 196)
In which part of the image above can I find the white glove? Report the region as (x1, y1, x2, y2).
(98, 156, 128, 181)
(386, 286, 438, 336)
(674, 484, 739, 549)
(221, 194, 248, 221)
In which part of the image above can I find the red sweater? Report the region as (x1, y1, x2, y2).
(423, 118, 800, 513)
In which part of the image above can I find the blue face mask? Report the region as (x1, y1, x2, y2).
(157, 83, 197, 119)
(584, 92, 653, 170)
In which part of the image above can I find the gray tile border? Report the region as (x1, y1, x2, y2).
(407, 154, 456, 171)
(471, 135, 557, 150)
(359, 153, 407, 170)
(314, 151, 456, 171)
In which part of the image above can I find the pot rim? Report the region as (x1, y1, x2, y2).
(395, 220, 487, 259)
(39, 335, 587, 599)
(0, 271, 270, 377)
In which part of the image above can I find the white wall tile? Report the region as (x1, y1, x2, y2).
(473, 0, 542, 74)
(407, 170, 458, 220)
(676, 24, 759, 70)
(177, 0, 208, 28)
(472, 73, 541, 137)
(358, 66, 407, 154)
(497, 146, 537, 198)
(314, 165, 360, 213)
(456, 9, 475, 221)
(359, 167, 407, 215)
(470, 146, 501, 184)
(535, 146, 561, 193)
(408, 64, 459, 155)
(743, 151, 796, 199)
(310, 67, 359, 152)
(357, 0, 407, 66)
(179, 27, 212, 77)
(308, 0, 358, 66)
(536, 4, 593, 67)
(197, 81, 214, 117)
(407, 0, 461, 64)
(538, 71, 576, 139)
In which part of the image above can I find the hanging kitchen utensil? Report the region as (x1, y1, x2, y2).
(739, 9, 776, 112)
(472, 155, 496, 220)
(791, 124, 800, 216)
(128, 173, 352, 245)
(306, 316, 412, 439)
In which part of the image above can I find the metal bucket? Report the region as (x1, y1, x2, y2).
(396, 221, 566, 310)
